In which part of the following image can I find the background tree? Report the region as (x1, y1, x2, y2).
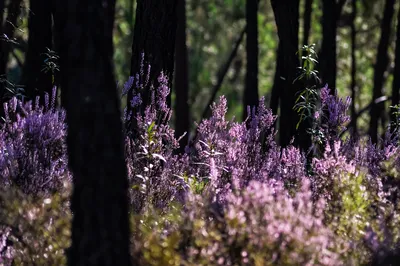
(20, 0, 53, 103)
(0, 0, 4, 35)
(55, 0, 131, 264)
(128, 0, 178, 118)
(270, 0, 301, 148)
(243, 0, 259, 121)
(319, 0, 346, 93)
(390, 3, 400, 130)
(369, 0, 395, 143)
(270, 44, 282, 117)
(350, 0, 358, 135)
(303, 0, 313, 47)
(0, 0, 22, 105)
(174, 0, 190, 152)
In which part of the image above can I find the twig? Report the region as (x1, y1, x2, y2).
(343, 95, 391, 134)
(199, 26, 246, 122)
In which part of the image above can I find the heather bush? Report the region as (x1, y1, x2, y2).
(191, 96, 305, 198)
(0, 88, 69, 195)
(2, 71, 400, 265)
(123, 73, 190, 213)
(131, 180, 348, 265)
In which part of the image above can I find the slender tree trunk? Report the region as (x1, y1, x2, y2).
(0, 0, 4, 104)
(391, 4, 400, 131)
(350, 0, 357, 135)
(320, 0, 338, 92)
(0, 0, 4, 34)
(271, 0, 301, 148)
(21, 0, 53, 103)
(270, 44, 282, 116)
(56, 0, 132, 264)
(369, 0, 395, 143)
(0, 0, 22, 103)
(127, 0, 178, 126)
(303, 0, 313, 47)
(243, 0, 259, 121)
(51, 0, 64, 91)
(174, 0, 190, 152)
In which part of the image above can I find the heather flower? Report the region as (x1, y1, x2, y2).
(130, 93, 142, 108)
(314, 85, 351, 144)
(312, 141, 356, 201)
(0, 89, 69, 194)
(279, 145, 305, 191)
(177, 179, 347, 265)
(3, 63, 400, 265)
(156, 72, 170, 114)
(122, 72, 189, 213)
(0, 227, 13, 266)
(122, 76, 134, 96)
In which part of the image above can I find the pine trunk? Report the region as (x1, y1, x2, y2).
(127, 0, 178, 124)
(370, 0, 395, 143)
(56, 0, 132, 264)
(21, 0, 53, 103)
(243, 0, 259, 121)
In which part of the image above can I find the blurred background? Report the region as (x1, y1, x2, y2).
(0, 0, 398, 142)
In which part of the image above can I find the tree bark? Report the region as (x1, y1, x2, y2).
(0, 0, 22, 104)
(21, 0, 53, 103)
(174, 0, 190, 153)
(0, 0, 4, 34)
(55, 0, 132, 265)
(127, 0, 178, 126)
(350, 0, 357, 135)
(302, 0, 313, 47)
(271, 0, 301, 148)
(369, 0, 395, 143)
(320, 0, 338, 92)
(243, 0, 259, 121)
(270, 44, 282, 116)
(391, 3, 400, 131)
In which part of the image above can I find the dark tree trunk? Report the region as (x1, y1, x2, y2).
(21, 0, 53, 103)
(51, 0, 65, 91)
(174, 0, 190, 153)
(391, 4, 400, 131)
(369, 0, 395, 143)
(320, 0, 338, 92)
(303, 0, 313, 47)
(127, 0, 178, 126)
(270, 44, 282, 116)
(243, 0, 259, 121)
(0, 0, 4, 34)
(0, 0, 4, 104)
(271, 0, 301, 148)
(350, 0, 357, 135)
(0, 0, 22, 104)
(55, 0, 132, 265)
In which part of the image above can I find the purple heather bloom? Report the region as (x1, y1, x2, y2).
(122, 76, 135, 96)
(0, 88, 69, 194)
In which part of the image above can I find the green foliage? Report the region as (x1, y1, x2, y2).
(390, 104, 400, 133)
(41, 48, 60, 86)
(0, 77, 25, 102)
(0, 180, 71, 265)
(131, 206, 183, 266)
(293, 44, 320, 130)
(130, 185, 347, 266)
